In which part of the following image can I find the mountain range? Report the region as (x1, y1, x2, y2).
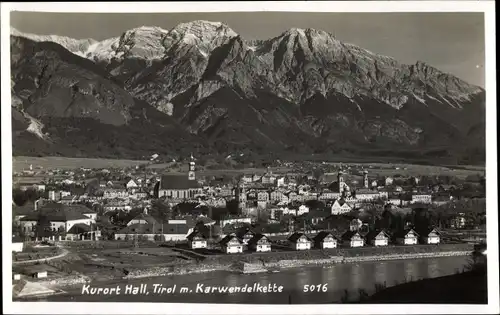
(10, 20, 485, 164)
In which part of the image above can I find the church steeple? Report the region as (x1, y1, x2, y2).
(188, 154, 196, 181)
(363, 170, 369, 189)
(338, 170, 345, 195)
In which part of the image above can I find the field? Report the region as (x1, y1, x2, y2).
(349, 163, 485, 178)
(13, 156, 484, 177)
(13, 156, 149, 172)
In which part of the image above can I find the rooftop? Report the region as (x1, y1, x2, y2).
(159, 175, 200, 190)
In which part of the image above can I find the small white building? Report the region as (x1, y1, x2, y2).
(421, 228, 441, 244)
(187, 231, 208, 249)
(411, 194, 432, 204)
(126, 179, 139, 189)
(396, 229, 419, 245)
(12, 239, 24, 252)
(220, 234, 243, 254)
(288, 233, 312, 251)
(343, 231, 365, 248)
(313, 231, 338, 249)
(248, 234, 272, 252)
(297, 205, 310, 216)
(331, 199, 352, 215)
(367, 230, 390, 247)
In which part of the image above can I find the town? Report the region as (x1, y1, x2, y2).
(12, 157, 486, 256)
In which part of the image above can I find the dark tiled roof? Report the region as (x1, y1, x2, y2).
(130, 213, 159, 225)
(187, 230, 207, 240)
(20, 204, 91, 222)
(219, 234, 242, 245)
(416, 227, 441, 237)
(39, 202, 95, 214)
(159, 175, 200, 190)
(247, 233, 271, 247)
(365, 229, 390, 242)
(67, 223, 91, 234)
(288, 232, 311, 243)
(341, 230, 364, 241)
(313, 231, 337, 242)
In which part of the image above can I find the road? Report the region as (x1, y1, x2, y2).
(13, 245, 69, 265)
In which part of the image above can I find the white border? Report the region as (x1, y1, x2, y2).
(1, 1, 498, 315)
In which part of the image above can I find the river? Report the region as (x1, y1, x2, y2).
(37, 256, 470, 303)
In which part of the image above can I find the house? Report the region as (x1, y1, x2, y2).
(12, 202, 35, 224)
(297, 204, 310, 215)
(276, 177, 286, 187)
(313, 231, 338, 249)
(103, 188, 128, 199)
(418, 228, 441, 244)
(127, 212, 160, 226)
(187, 230, 208, 249)
(114, 222, 190, 241)
(385, 177, 394, 186)
(330, 199, 352, 215)
(261, 175, 276, 185)
(319, 190, 341, 201)
(126, 179, 138, 189)
(393, 229, 419, 245)
(270, 191, 287, 202)
(450, 213, 467, 229)
(219, 217, 252, 228)
(432, 195, 453, 206)
(219, 234, 244, 254)
(252, 174, 262, 182)
(236, 228, 255, 245)
(366, 230, 390, 246)
(247, 234, 272, 252)
(342, 230, 365, 247)
(257, 191, 270, 202)
(288, 232, 312, 251)
(303, 210, 330, 226)
(411, 193, 432, 204)
(48, 191, 61, 201)
(19, 203, 96, 237)
(12, 236, 24, 252)
(354, 189, 380, 202)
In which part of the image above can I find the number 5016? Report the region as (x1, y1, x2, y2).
(303, 284, 328, 293)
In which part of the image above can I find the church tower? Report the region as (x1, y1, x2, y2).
(363, 170, 369, 189)
(338, 171, 345, 195)
(188, 154, 196, 181)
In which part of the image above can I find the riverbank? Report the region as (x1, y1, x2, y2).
(17, 256, 472, 303)
(15, 244, 474, 298)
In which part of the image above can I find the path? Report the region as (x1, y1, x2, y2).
(13, 245, 69, 265)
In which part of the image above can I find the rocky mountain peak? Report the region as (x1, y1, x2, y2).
(168, 20, 238, 42)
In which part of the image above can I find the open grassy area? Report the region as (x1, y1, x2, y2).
(13, 156, 484, 178)
(13, 156, 149, 172)
(12, 245, 61, 262)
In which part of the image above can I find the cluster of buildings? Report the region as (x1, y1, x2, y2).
(12, 157, 466, 247)
(189, 224, 442, 254)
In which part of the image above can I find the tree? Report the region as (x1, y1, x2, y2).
(34, 214, 54, 239)
(226, 199, 239, 216)
(13, 188, 42, 206)
(312, 168, 324, 181)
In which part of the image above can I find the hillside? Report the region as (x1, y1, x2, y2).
(10, 22, 485, 163)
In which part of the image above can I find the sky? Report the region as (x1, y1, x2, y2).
(10, 11, 485, 87)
